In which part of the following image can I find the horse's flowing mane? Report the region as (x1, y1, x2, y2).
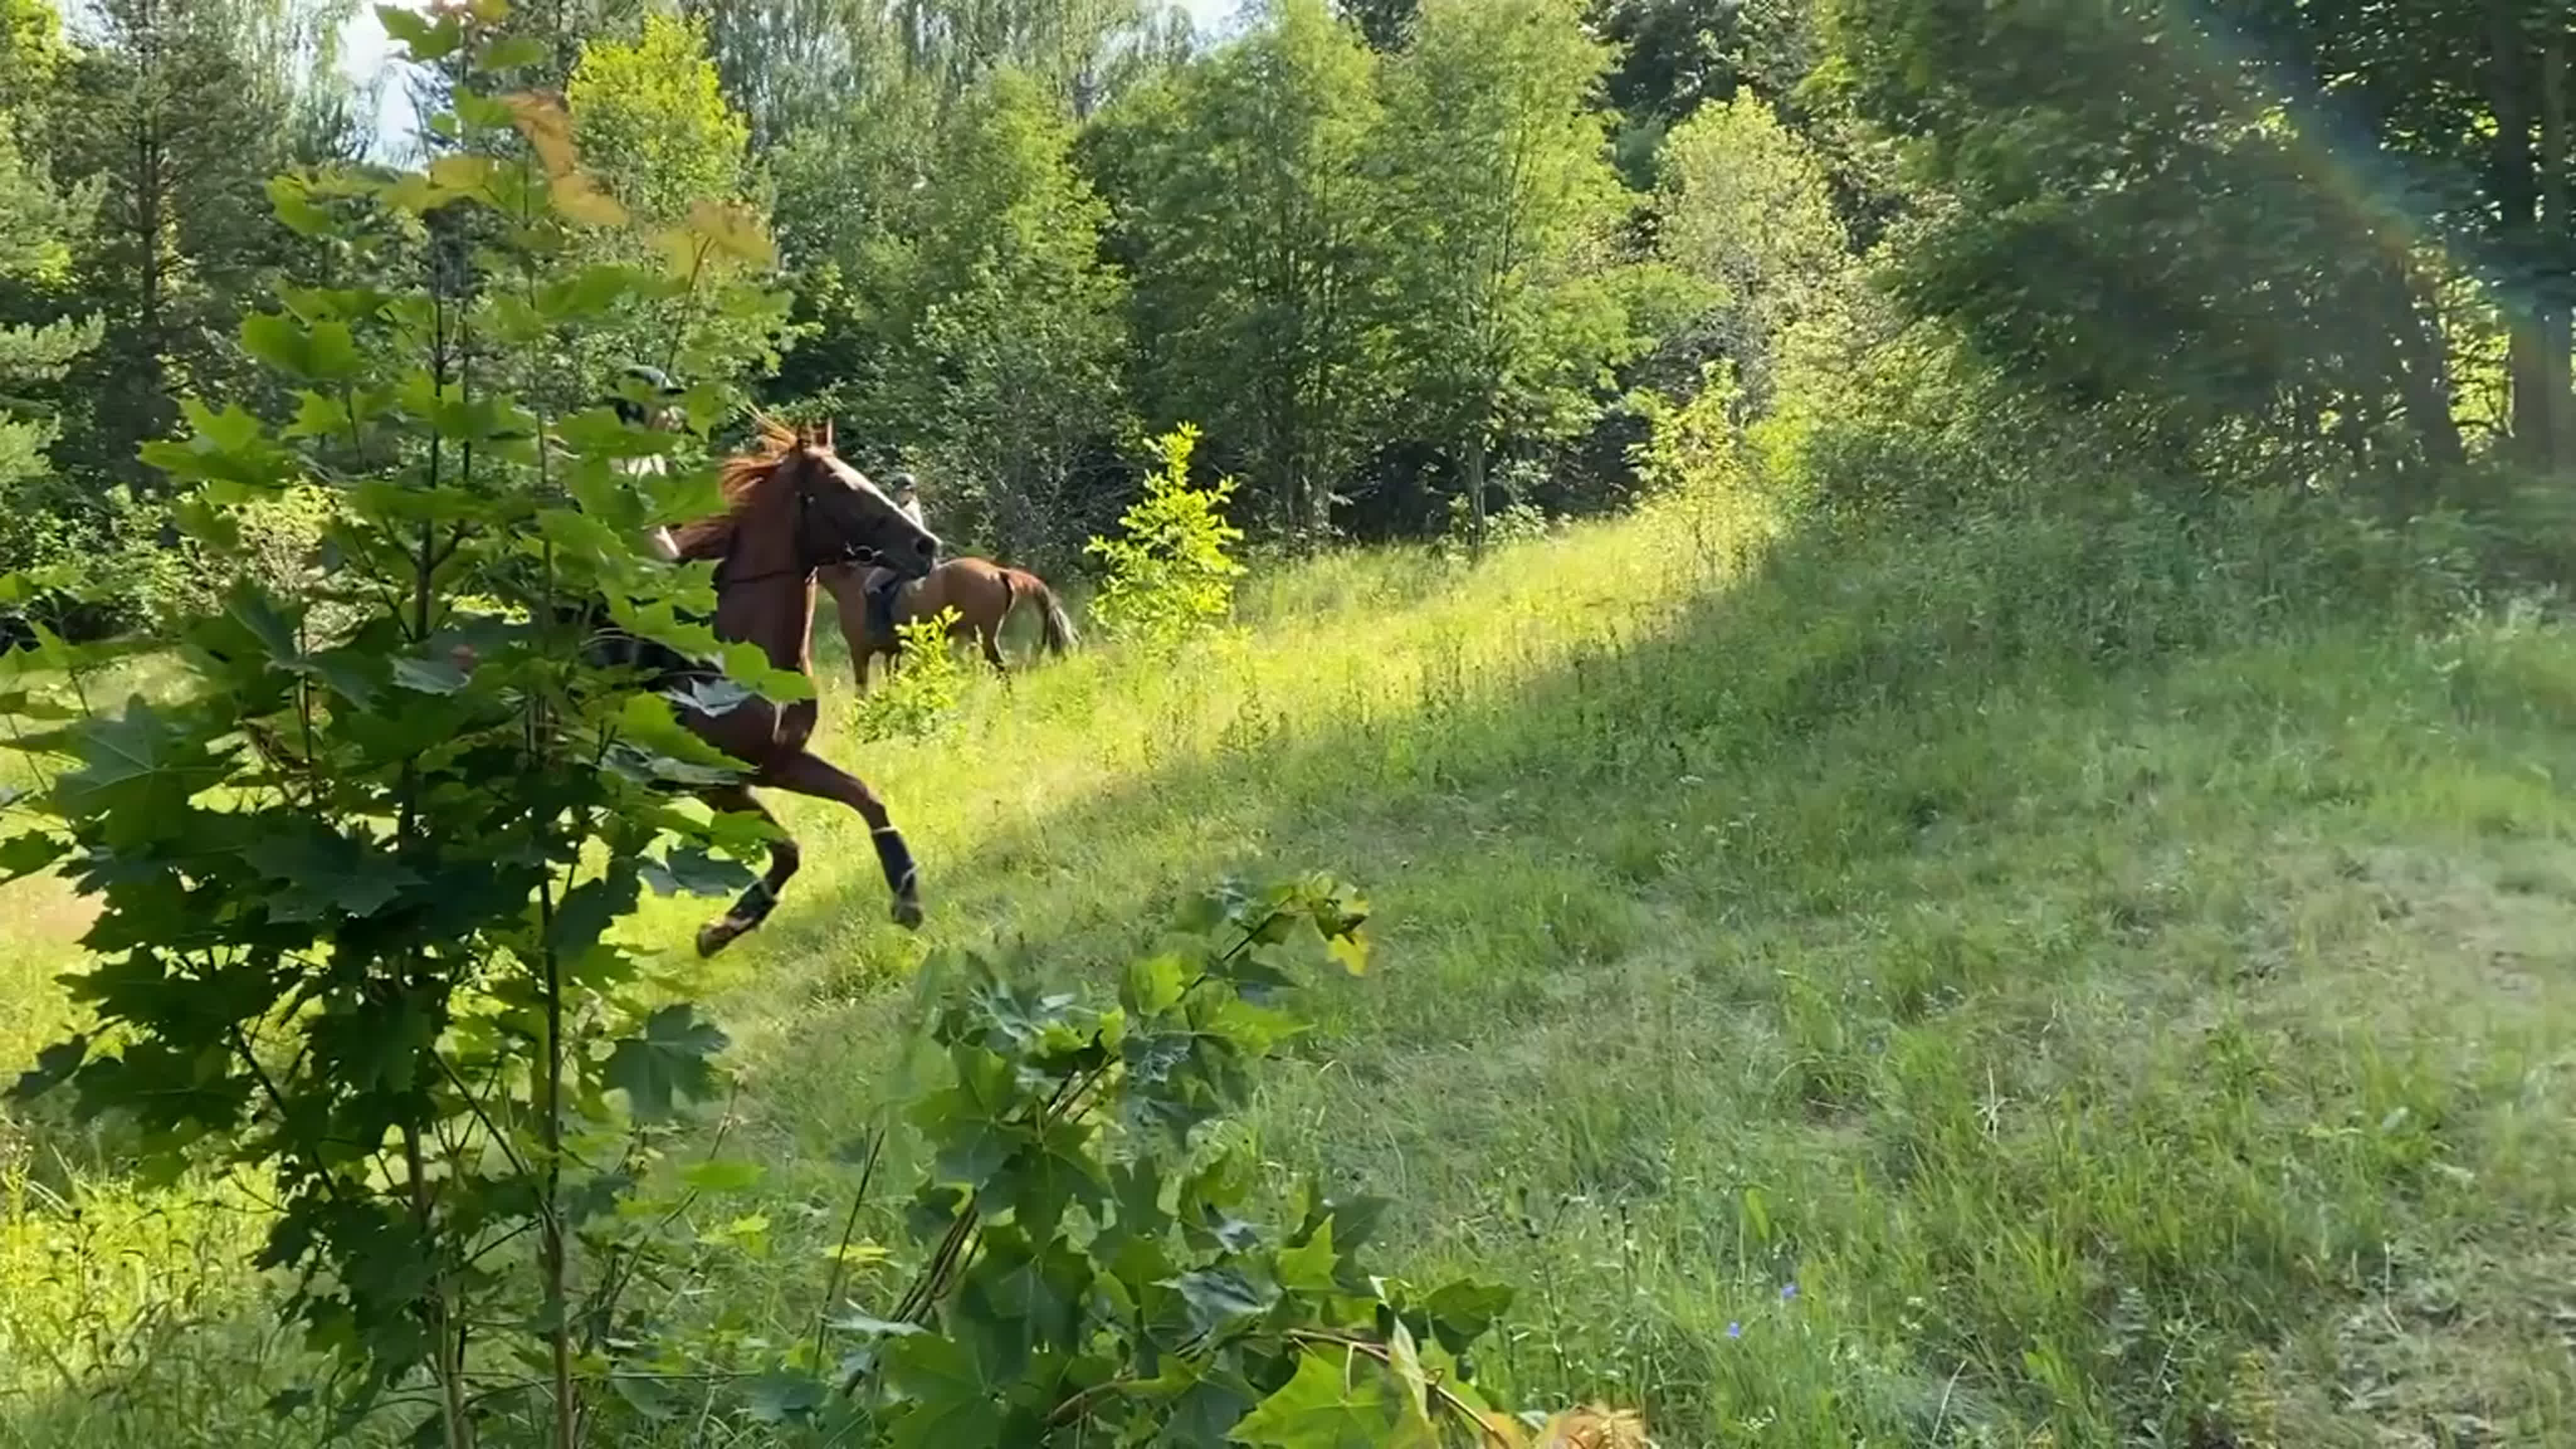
(667, 412, 816, 562)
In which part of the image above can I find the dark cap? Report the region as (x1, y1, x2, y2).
(620, 363, 680, 395)
(607, 365, 683, 425)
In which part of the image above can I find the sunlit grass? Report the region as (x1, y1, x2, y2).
(4, 486, 2573, 1446)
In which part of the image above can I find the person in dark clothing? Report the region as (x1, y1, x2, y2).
(863, 471, 924, 638)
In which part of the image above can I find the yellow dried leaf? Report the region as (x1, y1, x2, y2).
(499, 91, 631, 228)
(502, 90, 577, 175)
(685, 199, 776, 270)
(1536, 1406, 1655, 1449)
(551, 174, 629, 228)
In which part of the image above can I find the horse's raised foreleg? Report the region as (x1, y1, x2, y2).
(694, 784, 799, 958)
(763, 748, 924, 930)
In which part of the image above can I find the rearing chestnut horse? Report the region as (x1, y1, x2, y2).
(657, 418, 941, 955)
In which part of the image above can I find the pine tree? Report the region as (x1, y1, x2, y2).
(0, 1, 107, 602)
(52, 0, 303, 488)
(0, 116, 98, 497)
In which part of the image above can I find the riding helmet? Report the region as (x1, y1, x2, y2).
(606, 363, 683, 425)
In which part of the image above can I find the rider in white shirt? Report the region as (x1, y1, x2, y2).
(608, 364, 687, 561)
(591, 365, 696, 674)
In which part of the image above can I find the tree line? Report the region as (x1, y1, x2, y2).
(1, 0, 2567, 641)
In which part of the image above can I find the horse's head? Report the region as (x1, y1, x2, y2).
(784, 428, 941, 580)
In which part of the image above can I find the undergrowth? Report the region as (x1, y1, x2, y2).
(851, 608, 970, 742)
(6, 367, 2574, 1447)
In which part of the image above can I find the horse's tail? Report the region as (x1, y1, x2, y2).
(1003, 567, 1079, 655)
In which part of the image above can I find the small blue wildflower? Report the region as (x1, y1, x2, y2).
(1780, 1282, 1799, 1302)
(1726, 1321, 1742, 1339)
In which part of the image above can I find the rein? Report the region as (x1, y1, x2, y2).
(712, 559, 818, 591)
(708, 479, 882, 594)
(712, 546, 881, 594)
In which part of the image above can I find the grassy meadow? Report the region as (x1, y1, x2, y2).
(4, 487, 2575, 1446)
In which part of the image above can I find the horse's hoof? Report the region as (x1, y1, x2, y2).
(697, 921, 740, 957)
(891, 896, 924, 931)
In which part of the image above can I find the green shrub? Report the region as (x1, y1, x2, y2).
(720, 873, 1653, 1449)
(0, 483, 182, 641)
(1441, 494, 1553, 560)
(140, 484, 342, 634)
(1084, 423, 1246, 653)
(850, 606, 967, 741)
(1, 13, 795, 1446)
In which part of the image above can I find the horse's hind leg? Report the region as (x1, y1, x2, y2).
(694, 784, 799, 958)
(764, 748, 924, 930)
(976, 621, 1008, 674)
(825, 570, 876, 691)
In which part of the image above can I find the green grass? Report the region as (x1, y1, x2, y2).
(5, 490, 2575, 1446)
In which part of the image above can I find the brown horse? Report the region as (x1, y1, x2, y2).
(818, 555, 1077, 689)
(654, 418, 941, 954)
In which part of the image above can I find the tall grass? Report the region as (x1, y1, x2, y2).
(4, 477, 2572, 1446)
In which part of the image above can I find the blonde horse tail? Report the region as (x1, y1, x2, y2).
(1004, 567, 1077, 655)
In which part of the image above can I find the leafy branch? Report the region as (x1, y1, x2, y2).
(2, 6, 792, 1446)
(673, 872, 1653, 1449)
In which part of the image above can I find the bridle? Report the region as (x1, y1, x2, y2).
(709, 450, 902, 593)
